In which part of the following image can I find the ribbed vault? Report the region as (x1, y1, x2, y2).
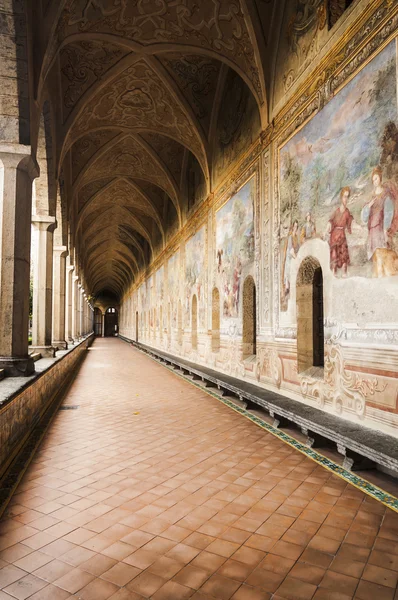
(36, 0, 270, 300)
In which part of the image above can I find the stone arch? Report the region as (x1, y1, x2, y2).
(296, 257, 325, 373)
(212, 287, 220, 353)
(191, 294, 198, 350)
(242, 276, 256, 359)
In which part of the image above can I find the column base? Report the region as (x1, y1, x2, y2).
(52, 341, 68, 350)
(0, 356, 35, 377)
(30, 346, 56, 358)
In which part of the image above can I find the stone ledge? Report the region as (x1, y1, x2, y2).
(0, 335, 92, 409)
(0, 334, 94, 481)
(122, 336, 398, 477)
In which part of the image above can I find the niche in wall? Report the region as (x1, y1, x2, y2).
(296, 256, 325, 373)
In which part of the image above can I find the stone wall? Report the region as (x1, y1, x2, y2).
(0, 336, 93, 480)
(119, 1, 398, 437)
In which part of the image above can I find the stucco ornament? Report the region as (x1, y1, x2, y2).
(299, 343, 387, 418)
(256, 347, 282, 388)
(59, 0, 263, 101)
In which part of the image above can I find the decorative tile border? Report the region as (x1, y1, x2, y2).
(141, 349, 398, 513)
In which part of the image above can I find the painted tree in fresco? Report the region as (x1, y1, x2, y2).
(310, 155, 327, 208)
(280, 153, 302, 225)
(336, 157, 348, 195)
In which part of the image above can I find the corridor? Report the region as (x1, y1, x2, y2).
(0, 339, 397, 600)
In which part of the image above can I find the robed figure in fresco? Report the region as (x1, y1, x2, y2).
(326, 186, 354, 277)
(361, 167, 398, 277)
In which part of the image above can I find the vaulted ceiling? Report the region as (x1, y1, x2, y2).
(35, 0, 274, 300)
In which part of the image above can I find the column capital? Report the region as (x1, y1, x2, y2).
(54, 245, 68, 258)
(32, 214, 56, 233)
(0, 145, 39, 179)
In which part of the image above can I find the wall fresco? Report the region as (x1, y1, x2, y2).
(185, 227, 206, 328)
(120, 19, 398, 437)
(215, 177, 255, 319)
(167, 251, 180, 328)
(279, 40, 398, 310)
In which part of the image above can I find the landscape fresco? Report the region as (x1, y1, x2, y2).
(279, 40, 398, 310)
(185, 227, 206, 327)
(216, 178, 255, 318)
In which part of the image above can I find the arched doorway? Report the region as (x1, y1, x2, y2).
(212, 288, 220, 352)
(104, 307, 118, 337)
(242, 276, 256, 359)
(192, 294, 198, 350)
(296, 257, 324, 373)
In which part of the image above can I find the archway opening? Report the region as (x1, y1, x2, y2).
(212, 288, 220, 353)
(242, 276, 256, 359)
(296, 257, 325, 373)
(94, 307, 102, 336)
(104, 307, 118, 337)
(192, 294, 198, 350)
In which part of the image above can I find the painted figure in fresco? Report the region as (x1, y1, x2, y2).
(361, 167, 398, 277)
(217, 249, 223, 273)
(326, 186, 354, 277)
(283, 220, 300, 298)
(300, 211, 316, 244)
(232, 253, 243, 312)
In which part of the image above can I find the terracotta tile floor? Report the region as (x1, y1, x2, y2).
(1, 338, 398, 600)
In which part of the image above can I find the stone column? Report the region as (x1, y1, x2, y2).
(65, 264, 74, 343)
(52, 246, 68, 350)
(79, 285, 84, 338)
(102, 313, 105, 337)
(0, 148, 38, 376)
(71, 275, 79, 340)
(31, 215, 56, 357)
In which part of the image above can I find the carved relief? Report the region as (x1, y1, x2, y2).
(67, 60, 206, 174)
(60, 40, 129, 120)
(161, 54, 221, 134)
(300, 343, 387, 418)
(78, 177, 114, 212)
(256, 346, 282, 388)
(139, 133, 185, 185)
(79, 135, 177, 202)
(59, 0, 262, 102)
(71, 129, 119, 181)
